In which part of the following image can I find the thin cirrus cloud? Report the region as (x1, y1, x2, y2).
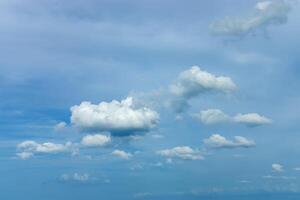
(157, 146, 204, 161)
(81, 134, 111, 147)
(203, 134, 255, 149)
(168, 66, 237, 113)
(111, 149, 133, 160)
(210, 0, 291, 37)
(195, 109, 272, 127)
(16, 140, 73, 159)
(70, 97, 159, 136)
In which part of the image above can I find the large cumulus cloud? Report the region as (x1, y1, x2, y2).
(71, 97, 159, 136)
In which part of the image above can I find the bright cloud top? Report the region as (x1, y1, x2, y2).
(157, 146, 204, 160)
(203, 134, 255, 149)
(169, 66, 236, 112)
(81, 134, 111, 147)
(210, 0, 291, 36)
(196, 109, 272, 127)
(71, 97, 159, 136)
(16, 140, 73, 159)
(111, 149, 132, 160)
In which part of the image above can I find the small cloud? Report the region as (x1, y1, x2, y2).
(157, 146, 204, 161)
(233, 113, 272, 127)
(60, 173, 90, 182)
(210, 0, 291, 37)
(272, 163, 284, 172)
(203, 134, 255, 149)
(16, 152, 33, 160)
(81, 134, 111, 147)
(195, 109, 272, 127)
(263, 175, 295, 180)
(54, 121, 67, 132)
(194, 109, 230, 125)
(71, 97, 159, 136)
(16, 140, 73, 159)
(112, 149, 132, 160)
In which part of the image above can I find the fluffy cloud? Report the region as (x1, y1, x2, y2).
(233, 113, 272, 126)
(272, 163, 284, 172)
(71, 97, 159, 136)
(169, 66, 236, 112)
(16, 140, 73, 159)
(111, 149, 132, 160)
(157, 146, 204, 160)
(196, 109, 272, 127)
(81, 134, 111, 147)
(210, 0, 291, 37)
(203, 134, 255, 149)
(60, 173, 90, 182)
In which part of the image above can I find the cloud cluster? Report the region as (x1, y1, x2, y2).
(81, 134, 111, 147)
(169, 66, 236, 112)
(71, 97, 159, 136)
(111, 149, 132, 160)
(203, 134, 255, 149)
(210, 0, 291, 37)
(16, 140, 73, 159)
(195, 109, 272, 127)
(157, 146, 204, 160)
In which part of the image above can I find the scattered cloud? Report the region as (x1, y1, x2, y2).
(194, 109, 230, 125)
(16, 140, 73, 159)
(60, 173, 90, 182)
(71, 97, 159, 136)
(54, 121, 67, 132)
(112, 149, 132, 160)
(210, 0, 291, 37)
(195, 109, 272, 127)
(81, 134, 111, 147)
(203, 134, 255, 149)
(169, 66, 236, 112)
(157, 146, 204, 160)
(233, 113, 272, 127)
(272, 163, 284, 172)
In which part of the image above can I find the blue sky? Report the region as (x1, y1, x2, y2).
(1, 0, 300, 199)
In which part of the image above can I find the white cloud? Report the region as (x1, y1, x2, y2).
(272, 163, 284, 172)
(233, 113, 272, 126)
(157, 146, 204, 160)
(210, 0, 291, 36)
(60, 173, 90, 182)
(112, 149, 132, 160)
(16, 140, 72, 159)
(54, 121, 67, 132)
(71, 97, 159, 136)
(195, 109, 272, 127)
(203, 134, 255, 149)
(16, 152, 33, 160)
(170, 66, 236, 98)
(81, 134, 111, 147)
(169, 66, 236, 112)
(195, 109, 230, 125)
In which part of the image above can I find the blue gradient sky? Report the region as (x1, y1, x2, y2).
(1, 0, 300, 199)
